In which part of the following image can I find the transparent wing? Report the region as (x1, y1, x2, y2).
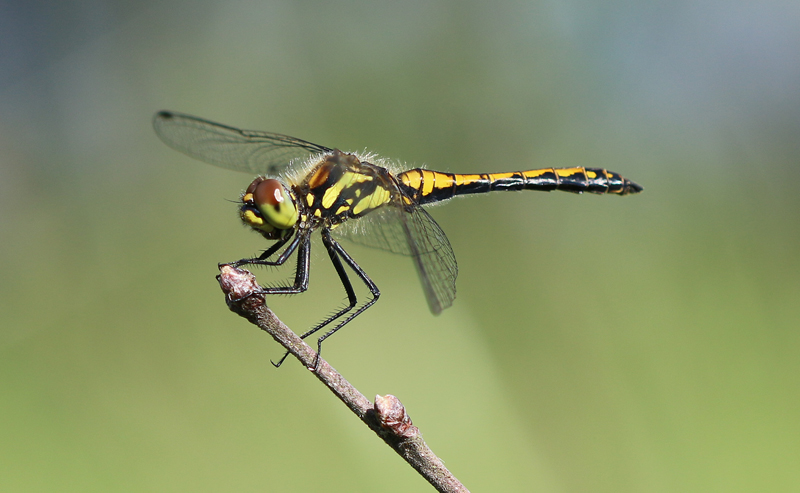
(152, 111, 332, 175)
(334, 206, 414, 256)
(334, 204, 458, 314)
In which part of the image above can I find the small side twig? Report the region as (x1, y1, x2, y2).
(217, 265, 469, 493)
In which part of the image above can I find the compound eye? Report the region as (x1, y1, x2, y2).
(253, 179, 284, 208)
(253, 179, 298, 229)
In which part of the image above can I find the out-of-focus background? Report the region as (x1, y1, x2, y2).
(2, 1, 798, 491)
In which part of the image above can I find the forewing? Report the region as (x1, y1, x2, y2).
(153, 111, 332, 175)
(334, 204, 458, 314)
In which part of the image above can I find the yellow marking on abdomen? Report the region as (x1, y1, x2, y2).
(433, 172, 455, 188)
(454, 174, 482, 186)
(556, 167, 584, 177)
(487, 172, 517, 181)
(421, 170, 436, 196)
(521, 169, 550, 179)
(400, 170, 423, 191)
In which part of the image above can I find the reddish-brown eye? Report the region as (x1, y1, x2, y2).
(245, 177, 262, 195)
(254, 179, 284, 207)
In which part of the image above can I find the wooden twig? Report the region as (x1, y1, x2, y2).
(217, 265, 469, 493)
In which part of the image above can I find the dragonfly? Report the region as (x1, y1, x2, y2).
(153, 110, 642, 366)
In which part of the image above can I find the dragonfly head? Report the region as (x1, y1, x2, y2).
(240, 177, 299, 238)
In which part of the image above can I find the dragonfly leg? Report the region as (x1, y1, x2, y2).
(272, 228, 380, 369)
(226, 232, 312, 310)
(312, 229, 380, 369)
(255, 232, 311, 295)
(226, 230, 297, 268)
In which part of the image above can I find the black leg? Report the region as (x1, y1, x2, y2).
(227, 232, 312, 309)
(228, 230, 298, 269)
(272, 228, 359, 367)
(272, 228, 380, 369)
(311, 230, 380, 368)
(255, 231, 311, 295)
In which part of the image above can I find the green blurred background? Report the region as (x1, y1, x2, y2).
(2, 1, 799, 491)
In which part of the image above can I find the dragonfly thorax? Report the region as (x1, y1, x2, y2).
(299, 151, 394, 227)
(240, 177, 299, 239)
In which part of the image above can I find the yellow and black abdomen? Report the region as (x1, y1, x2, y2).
(397, 167, 643, 205)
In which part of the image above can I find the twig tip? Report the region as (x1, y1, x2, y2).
(217, 264, 264, 312)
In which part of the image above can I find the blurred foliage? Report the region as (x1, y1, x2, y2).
(1, 1, 799, 491)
